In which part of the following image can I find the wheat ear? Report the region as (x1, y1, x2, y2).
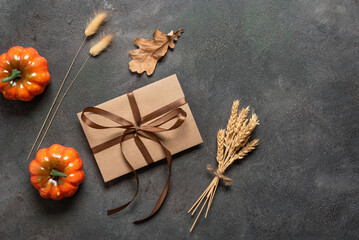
(226, 100, 239, 136)
(216, 129, 225, 163)
(223, 100, 240, 160)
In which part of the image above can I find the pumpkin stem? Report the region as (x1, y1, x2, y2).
(50, 169, 67, 178)
(2, 69, 22, 83)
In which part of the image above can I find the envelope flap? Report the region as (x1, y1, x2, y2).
(133, 74, 185, 117)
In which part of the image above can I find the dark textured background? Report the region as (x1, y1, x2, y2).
(0, 0, 358, 239)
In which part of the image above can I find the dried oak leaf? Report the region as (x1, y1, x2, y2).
(129, 28, 184, 76)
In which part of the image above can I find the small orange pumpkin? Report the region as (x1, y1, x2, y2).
(29, 144, 85, 200)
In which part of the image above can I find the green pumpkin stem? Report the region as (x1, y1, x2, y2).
(50, 169, 67, 178)
(2, 69, 22, 83)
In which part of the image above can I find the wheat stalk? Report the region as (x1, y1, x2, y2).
(36, 34, 113, 150)
(26, 12, 108, 160)
(188, 100, 259, 232)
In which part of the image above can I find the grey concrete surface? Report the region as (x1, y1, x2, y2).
(0, 0, 358, 239)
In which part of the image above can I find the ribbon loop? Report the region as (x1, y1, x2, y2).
(81, 92, 188, 223)
(82, 107, 135, 130)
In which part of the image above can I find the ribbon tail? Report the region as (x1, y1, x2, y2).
(134, 134, 154, 165)
(107, 130, 140, 216)
(133, 172, 171, 224)
(107, 170, 139, 215)
(133, 132, 173, 224)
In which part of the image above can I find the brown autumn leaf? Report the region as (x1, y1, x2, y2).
(129, 28, 184, 76)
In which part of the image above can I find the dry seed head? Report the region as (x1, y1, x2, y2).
(234, 131, 244, 148)
(225, 100, 239, 143)
(85, 12, 107, 37)
(90, 34, 113, 56)
(250, 113, 259, 125)
(238, 136, 250, 149)
(216, 129, 225, 163)
(233, 139, 259, 162)
(227, 100, 239, 131)
(241, 139, 259, 155)
(246, 113, 259, 135)
(235, 114, 258, 147)
(233, 118, 248, 146)
(234, 106, 249, 134)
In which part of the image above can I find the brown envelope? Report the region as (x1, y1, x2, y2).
(77, 74, 203, 182)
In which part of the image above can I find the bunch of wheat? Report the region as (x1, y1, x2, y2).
(188, 100, 259, 232)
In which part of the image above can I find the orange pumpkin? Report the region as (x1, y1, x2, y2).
(29, 144, 85, 200)
(0, 46, 51, 101)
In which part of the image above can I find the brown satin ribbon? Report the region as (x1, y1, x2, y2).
(81, 92, 187, 223)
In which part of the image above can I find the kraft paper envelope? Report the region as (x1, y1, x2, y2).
(77, 74, 203, 182)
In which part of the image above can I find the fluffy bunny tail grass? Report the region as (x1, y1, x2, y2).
(85, 12, 107, 37)
(90, 34, 113, 56)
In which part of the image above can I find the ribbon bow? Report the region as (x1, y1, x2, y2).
(81, 92, 187, 223)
